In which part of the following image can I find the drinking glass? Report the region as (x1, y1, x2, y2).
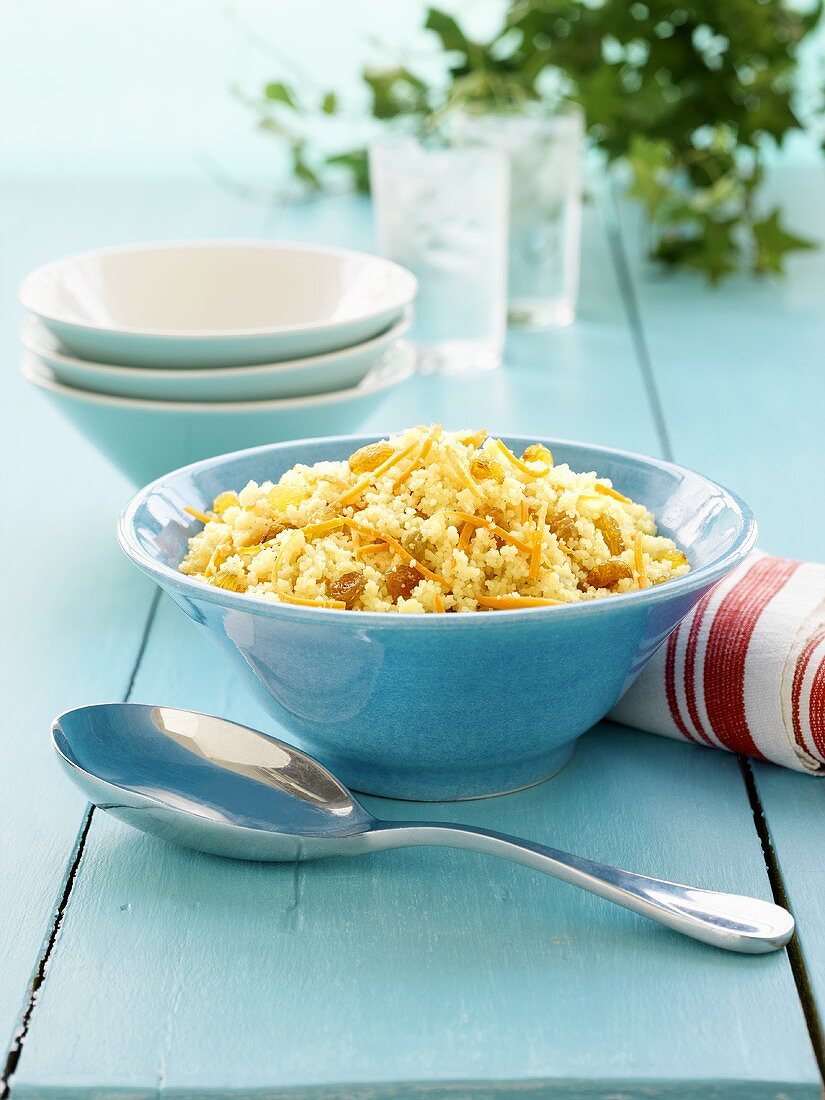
(369, 136, 509, 374)
(454, 105, 584, 329)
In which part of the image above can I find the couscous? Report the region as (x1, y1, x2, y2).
(179, 426, 690, 613)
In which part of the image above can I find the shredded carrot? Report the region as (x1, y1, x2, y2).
(391, 424, 440, 490)
(458, 520, 474, 552)
(343, 519, 449, 588)
(277, 593, 347, 610)
(333, 440, 419, 507)
(453, 511, 532, 555)
(493, 439, 550, 479)
(271, 531, 300, 583)
(444, 445, 485, 500)
(434, 593, 446, 613)
(529, 502, 548, 580)
(302, 517, 346, 540)
(205, 541, 233, 576)
(520, 498, 529, 525)
(456, 429, 488, 449)
(184, 506, 214, 526)
(633, 532, 649, 589)
(354, 542, 386, 558)
(477, 595, 562, 610)
(595, 482, 631, 504)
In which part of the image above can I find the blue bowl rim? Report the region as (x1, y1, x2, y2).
(117, 432, 758, 627)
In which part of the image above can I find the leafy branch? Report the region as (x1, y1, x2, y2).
(247, 0, 822, 282)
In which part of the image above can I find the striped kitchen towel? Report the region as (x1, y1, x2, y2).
(609, 551, 825, 774)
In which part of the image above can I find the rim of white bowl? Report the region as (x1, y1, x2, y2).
(20, 343, 416, 412)
(18, 240, 419, 339)
(117, 432, 759, 625)
(21, 308, 413, 380)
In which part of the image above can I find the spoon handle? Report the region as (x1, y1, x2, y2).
(368, 821, 793, 954)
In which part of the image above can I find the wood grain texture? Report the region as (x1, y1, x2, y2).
(0, 182, 284, 1069)
(609, 164, 825, 1061)
(9, 191, 818, 1097)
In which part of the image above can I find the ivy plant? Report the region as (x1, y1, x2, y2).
(251, 1, 822, 283)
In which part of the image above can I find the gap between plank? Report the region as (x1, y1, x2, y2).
(602, 182, 825, 1089)
(600, 184, 674, 463)
(740, 758, 825, 1079)
(1, 588, 162, 1099)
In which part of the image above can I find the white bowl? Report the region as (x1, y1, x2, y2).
(21, 309, 412, 403)
(21, 343, 415, 485)
(19, 241, 418, 368)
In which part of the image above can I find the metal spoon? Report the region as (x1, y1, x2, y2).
(52, 703, 794, 954)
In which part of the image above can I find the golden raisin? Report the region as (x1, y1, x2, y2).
(328, 571, 366, 609)
(263, 520, 294, 541)
(549, 512, 578, 545)
(214, 572, 247, 592)
(386, 564, 421, 601)
(268, 484, 305, 514)
(522, 443, 554, 466)
(663, 548, 689, 569)
(470, 454, 504, 483)
(213, 491, 240, 515)
(585, 560, 633, 589)
(594, 514, 625, 557)
(348, 441, 395, 476)
(404, 531, 434, 562)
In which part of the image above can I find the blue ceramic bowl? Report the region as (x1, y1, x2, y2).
(118, 435, 756, 800)
(23, 347, 413, 487)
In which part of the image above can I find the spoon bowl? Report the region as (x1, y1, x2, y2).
(52, 704, 375, 860)
(53, 703, 795, 954)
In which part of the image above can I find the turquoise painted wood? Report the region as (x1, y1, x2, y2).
(0, 182, 286, 1067)
(612, 165, 825, 1059)
(6, 189, 819, 1097)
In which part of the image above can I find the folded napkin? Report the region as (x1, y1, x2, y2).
(609, 551, 825, 774)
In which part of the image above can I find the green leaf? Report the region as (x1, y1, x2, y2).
(363, 66, 428, 119)
(654, 221, 740, 285)
(321, 91, 338, 115)
(752, 208, 816, 275)
(326, 150, 370, 193)
(264, 81, 298, 109)
(291, 143, 321, 189)
(425, 7, 472, 55)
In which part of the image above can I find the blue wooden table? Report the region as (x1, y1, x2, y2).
(1, 171, 823, 1098)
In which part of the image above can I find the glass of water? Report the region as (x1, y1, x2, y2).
(369, 135, 509, 374)
(454, 104, 584, 329)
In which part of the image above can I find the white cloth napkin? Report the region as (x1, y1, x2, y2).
(609, 551, 825, 774)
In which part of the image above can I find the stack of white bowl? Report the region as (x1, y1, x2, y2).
(19, 241, 417, 484)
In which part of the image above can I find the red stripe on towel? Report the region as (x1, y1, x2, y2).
(683, 588, 716, 745)
(703, 558, 800, 758)
(665, 625, 696, 742)
(808, 652, 825, 757)
(791, 628, 825, 757)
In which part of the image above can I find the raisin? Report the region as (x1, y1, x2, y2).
(386, 564, 421, 601)
(585, 560, 633, 589)
(404, 531, 434, 562)
(471, 454, 505, 484)
(349, 441, 395, 476)
(328, 571, 365, 609)
(594, 514, 624, 556)
(549, 512, 578, 545)
(522, 443, 553, 466)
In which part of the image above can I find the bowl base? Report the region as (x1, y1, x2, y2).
(348, 740, 577, 803)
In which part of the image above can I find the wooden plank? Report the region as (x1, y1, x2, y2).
(0, 182, 283, 1072)
(607, 165, 825, 1060)
(11, 192, 817, 1097)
